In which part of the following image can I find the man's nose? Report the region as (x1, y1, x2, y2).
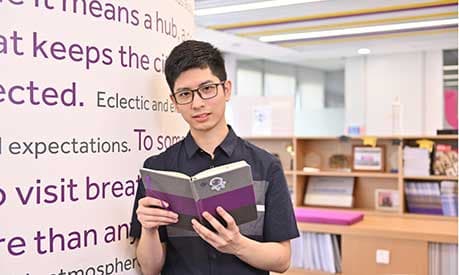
(191, 91, 205, 107)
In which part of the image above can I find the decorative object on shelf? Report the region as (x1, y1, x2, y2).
(416, 139, 434, 152)
(391, 96, 403, 135)
(329, 137, 351, 171)
(388, 147, 399, 173)
(362, 136, 378, 147)
(338, 135, 350, 142)
(352, 145, 385, 172)
(347, 125, 365, 136)
(329, 154, 351, 171)
(303, 151, 321, 170)
(374, 189, 400, 212)
(285, 144, 295, 170)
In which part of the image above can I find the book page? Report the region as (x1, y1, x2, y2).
(192, 160, 248, 180)
(141, 168, 190, 180)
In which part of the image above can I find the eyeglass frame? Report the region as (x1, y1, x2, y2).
(172, 81, 226, 105)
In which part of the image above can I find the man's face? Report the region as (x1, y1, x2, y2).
(171, 67, 232, 133)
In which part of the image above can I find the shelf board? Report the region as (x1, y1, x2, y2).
(403, 212, 458, 221)
(297, 170, 399, 178)
(403, 175, 458, 181)
(401, 135, 458, 140)
(271, 268, 339, 275)
(296, 206, 398, 217)
(284, 170, 295, 175)
(296, 212, 458, 243)
(294, 135, 458, 141)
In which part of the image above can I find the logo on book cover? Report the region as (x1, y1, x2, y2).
(209, 177, 226, 192)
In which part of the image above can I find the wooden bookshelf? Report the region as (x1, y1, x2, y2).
(245, 135, 458, 275)
(298, 215, 457, 243)
(284, 170, 295, 176)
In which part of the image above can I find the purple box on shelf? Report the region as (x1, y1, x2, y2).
(295, 208, 364, 225)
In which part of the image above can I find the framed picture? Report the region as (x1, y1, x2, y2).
(374, 189, 400, 211)
(352, 145, 385, 172)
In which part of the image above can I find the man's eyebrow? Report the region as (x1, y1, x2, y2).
(176, 80, 214, 92)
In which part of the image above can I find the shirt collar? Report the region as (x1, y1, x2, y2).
(184, 125, 238, 159)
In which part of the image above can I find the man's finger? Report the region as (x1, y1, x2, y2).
(216, 207, 237, 229)
(203, 211, 227, 233)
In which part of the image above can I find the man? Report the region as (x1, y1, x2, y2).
(130, 40, 299, 275)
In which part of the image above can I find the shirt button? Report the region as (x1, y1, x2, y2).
(210, 252, 217, 259)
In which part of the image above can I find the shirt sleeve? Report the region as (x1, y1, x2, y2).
(263, 159, 299, 242)
(129, 157, 168, 242)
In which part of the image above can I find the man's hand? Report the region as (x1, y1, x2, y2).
(191, 206, 245, 255)
(136, 197, 179, 231)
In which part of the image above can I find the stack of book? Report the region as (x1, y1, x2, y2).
(403, 146, 431, 176)
(405, 181, 443, 215)
(404, 181, 459, 216)
(290, 231, 341, 273)
(303, 176, 355, 208)
(440, 181, 458, 216)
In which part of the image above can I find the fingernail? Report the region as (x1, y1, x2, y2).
(162, 201, 169, 208)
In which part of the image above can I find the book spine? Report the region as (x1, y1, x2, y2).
(189, 179, 203, 222)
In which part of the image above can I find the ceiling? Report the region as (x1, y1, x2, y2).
(194, 0, 458, 70)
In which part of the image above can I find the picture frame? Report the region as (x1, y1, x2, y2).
(352, 145, 385, 172)
(374, 189, 400, 211)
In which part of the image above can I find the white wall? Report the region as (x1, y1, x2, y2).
(297, 67, 325, 110)
(0, 2, 193, 274)
(424, 50, 444, 134)
(345, 56, 366, 132)
(345, 50, 444, 136)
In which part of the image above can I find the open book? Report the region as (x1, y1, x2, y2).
(140, 160, 257, 231)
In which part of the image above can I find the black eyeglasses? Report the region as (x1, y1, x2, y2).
(173, 81, 225, 105)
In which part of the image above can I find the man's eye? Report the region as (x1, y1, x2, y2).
(177, 91, 191, 97)
(201, 86, 213, 92)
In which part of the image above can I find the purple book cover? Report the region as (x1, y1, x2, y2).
(140, 161, 257, 231)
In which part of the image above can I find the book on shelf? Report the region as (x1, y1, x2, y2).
(403, 146, 431, 176)
(140, 160, 257, 231)
(433, 143, 458, 176)
(405, 181, 443, 215)
(429, 243, 458, 275)
(299, 232, 342, 273)
(304, 176, 355, 207)
(440, 181, 458, 217)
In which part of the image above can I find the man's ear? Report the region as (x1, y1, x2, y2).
(223, 80, 232, 102)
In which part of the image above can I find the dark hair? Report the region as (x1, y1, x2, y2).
(165, 40, 227, 92)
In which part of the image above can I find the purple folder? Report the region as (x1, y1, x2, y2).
(295, 208, 364, 225)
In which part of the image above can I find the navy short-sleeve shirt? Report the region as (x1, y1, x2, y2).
(130, 126, 299, 275)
